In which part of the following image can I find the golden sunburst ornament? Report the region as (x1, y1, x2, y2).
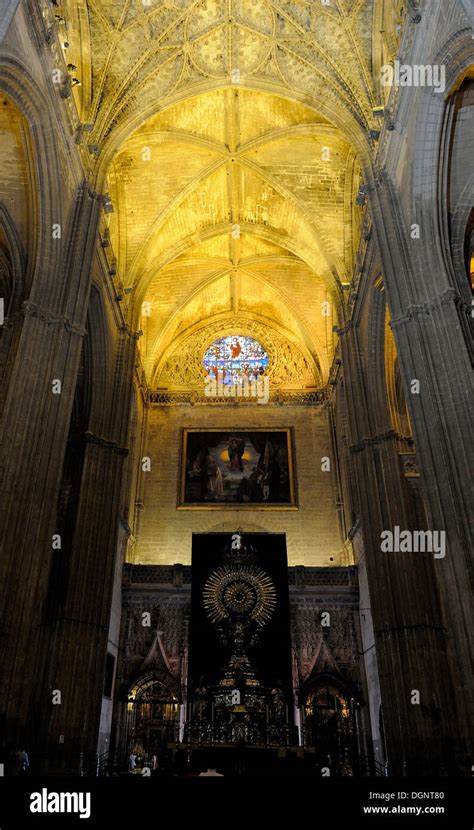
(203, 565, 277, 627)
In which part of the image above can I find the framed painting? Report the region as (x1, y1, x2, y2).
(178, 428, 297, 509)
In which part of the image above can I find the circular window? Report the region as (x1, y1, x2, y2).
(203, 335, 269, 385)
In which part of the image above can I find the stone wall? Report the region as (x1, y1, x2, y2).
(131, 402, 346, 567)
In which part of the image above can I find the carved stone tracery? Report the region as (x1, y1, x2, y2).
(155, 316, 320, 389)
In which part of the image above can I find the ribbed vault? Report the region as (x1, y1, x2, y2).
(67, 0, 408, 389)
(105, 85, 366, 383)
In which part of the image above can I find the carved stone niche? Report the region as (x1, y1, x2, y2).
(399, 452, 419, 478)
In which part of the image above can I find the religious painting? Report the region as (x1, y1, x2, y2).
(178, 428, 297, 509)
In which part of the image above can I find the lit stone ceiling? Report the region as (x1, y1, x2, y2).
(74, 0, 392, 389)
(85, 0, 377, 144)
(105, 88, 363, 383)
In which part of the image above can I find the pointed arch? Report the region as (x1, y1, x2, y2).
(0, 200, 25, 315)
(0, 57, 64, 295)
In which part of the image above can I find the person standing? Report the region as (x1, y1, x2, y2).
(19, 748, 29, 774)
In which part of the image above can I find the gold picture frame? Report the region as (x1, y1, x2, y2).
(178, 428, 298, 510)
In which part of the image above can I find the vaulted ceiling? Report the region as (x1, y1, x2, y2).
(106, 88, 363, 383)
(53, 0, 408, 389)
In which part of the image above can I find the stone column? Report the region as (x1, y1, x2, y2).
(0, 184, 100, 751)
(369, 172, 473, 763)
(34, 325, 138, 773)
(339, 321, 465, 774)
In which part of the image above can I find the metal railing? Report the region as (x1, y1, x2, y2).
(79, 751, 110, 777)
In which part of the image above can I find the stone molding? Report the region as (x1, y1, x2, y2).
(349, 429, 413, 454)
(123, 563, 357, 589)
(148, 389, 326, 406)
(155, 317, 320, 391)
(83, 430, 129, 456)
(16, 300, 87, 336)
(390, 287, 470, 329)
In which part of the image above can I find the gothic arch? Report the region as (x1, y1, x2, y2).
(365, 275, 413, 441)
(95, 84, 374, 196)
(409, 27, 474, 291)
(151, 312, 321, 392)
(0, 201, 25, 416)
(127, 671, 180, 703)
(130, 216, 347, 309)
(0, 57, 64, 295)
(442, 75, 474, 306)
(300, 671, 356, 706)
(124, 146, 348, 297)
(149, 281, 325, 385)
(0, 200, 25, 315)
(451, 195, 474, 298)
(409, 25, 474, 184)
